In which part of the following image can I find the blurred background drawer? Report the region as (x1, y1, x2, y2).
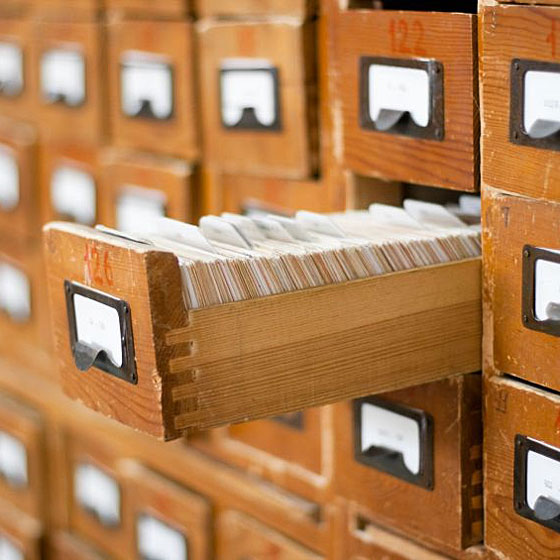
(34, 19, 106, 144)
(0, 393, 44, 520)
(100, 149, 196, 233)
(197, 18, 318, 179)
(332, 374, 482, 556)
(50, 531, 111, 560)
(107, 18, 199, 160)
(481, 3, 560, 201)
(331, 3, 478, 191)
(195, 0, 316, 18)
(216, 510, 323, 559)
(105, 0, 190, 19)
(0, 505, 42, 560)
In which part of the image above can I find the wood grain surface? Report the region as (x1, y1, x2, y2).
(332, 9, 478, 191)
(49, 532, 108, 560)
(196, 0, 316, 18)
(481, 3, 560, 201)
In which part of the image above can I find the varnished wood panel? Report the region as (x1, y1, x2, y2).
(216, 510, 322, 560)
(34, 20, 106, 144)
(484, 188, 560, 390)
(0, 118, 38, 244)
(0, 393, 44, 520)
(481, 3, 560, 201)
(99, 149, 195, 229)
(197, 20, 318, 179)
(105, 0, 188, 18)
(332, 9, 478, 191)
(485, 376, 560, 559)
(107, 19, 199, 161)
(44, 223, 481, 440)
(333, 375, 482, 555)
(50, 532, 109, 560)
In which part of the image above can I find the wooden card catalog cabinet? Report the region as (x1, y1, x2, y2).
(333, 374, 482, 555)
(485, 376, 560, 559)
(216, 511, 322, 560)
(0, 19, 35, 121)
(122, 463, 211, 560)
(485, 189, 560, 392)
(67, 435, 131, 560)
(107, 20, 198, 160)
(44, 222, 481, 440)
(0, 118, 38, 243)
(35, 20, 105, 144)
(481, 2, 560, 202)
(100, 151, 194, 235)
(332, 4, 478, 191)
(197, 19, 318, 179)
(40, 143, 101, 226)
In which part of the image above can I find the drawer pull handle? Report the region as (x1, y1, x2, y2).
(534, 496, 560, 522)
(360, 57, 444, 140)
(220, 60, 281, 131)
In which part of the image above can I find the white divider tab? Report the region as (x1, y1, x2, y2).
(360, 401, 421, 475)
(0, 147, 19, 211)
(74, 463, 121, 527)
(368, 64, 430, 130)
(40, 48, 85, 107)
(51, 165, 96, 225)
(0, 431, 27, 488)
(524, 70, 560, 139)
(121, 51, 173, 120)
(0, 536, 23, 560)
(137, 514, 187, 560)
(534, 255, 560, 322)
(0, 42, 23, 97)
(116, 186, 167, 235)
(220, 58, 280, 130)
(0, 262, 30, 322)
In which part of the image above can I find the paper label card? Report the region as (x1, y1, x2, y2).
(0, 431, 27, 488)
(0, 147, 19, 211)
(50, 165, 96, 225)
(0, 42, 23, 98)
(116, 186, 167, 235)
(0, 536, 23, 560)
(137, 514, 188, 560)
(121, 51, 173, 120)
(220, 59, 280, 131)
(40, 48, 86, 107)
(523, 70, 560, 139)
(0, 262, 30, 322)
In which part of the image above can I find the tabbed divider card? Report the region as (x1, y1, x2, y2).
(44, 200, 482, 440)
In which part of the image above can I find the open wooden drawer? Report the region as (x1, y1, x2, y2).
(44, 222, 482, 441)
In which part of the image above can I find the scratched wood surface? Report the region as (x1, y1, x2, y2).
(0, 19, 36, 121)
(107, 18, 199, 161)
(34, 19, 107, 144)
(481, 2, 560, 201)
(0, 117, 39, 244)
(0, 394, 45, 521)
(197, 19, 318, 180)
(332, 374, 482, 556)
(216, 510, 323, 560)
(121, 461, 212, 560)
(196, 0, 316, 18)
(44, 222, 481, 441)
(483, 187, 560, 391)
(485, 376, 560, 559)
(99, 149, 196, 228)
(331, 9, 478, 191)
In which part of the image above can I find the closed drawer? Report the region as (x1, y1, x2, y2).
(197, 19, 318, 180)
(107, 19, 198, 160)
(216, 510, 322, 559)
(100, 150, 195, 234)
(0, 243, 51, 366)
(40, 142, 102, 226)
(332, 5, 478, 191)
(67, 434, 132, 560)
(0, 394, 44, 520)
(333, 374, 482, 555)
(485, 189, 560, 391)
(122, 462, 212, 560)
(0, 118, 38, 243)
(195, 0, 315, 18)
(0, 18, 35, 121)
(0, 505, 42, 560)
(486, 376, 560, 559)
(481, 3, 560, 202)
(35, 20, 106, 144)
(44, 222, 481, 440)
